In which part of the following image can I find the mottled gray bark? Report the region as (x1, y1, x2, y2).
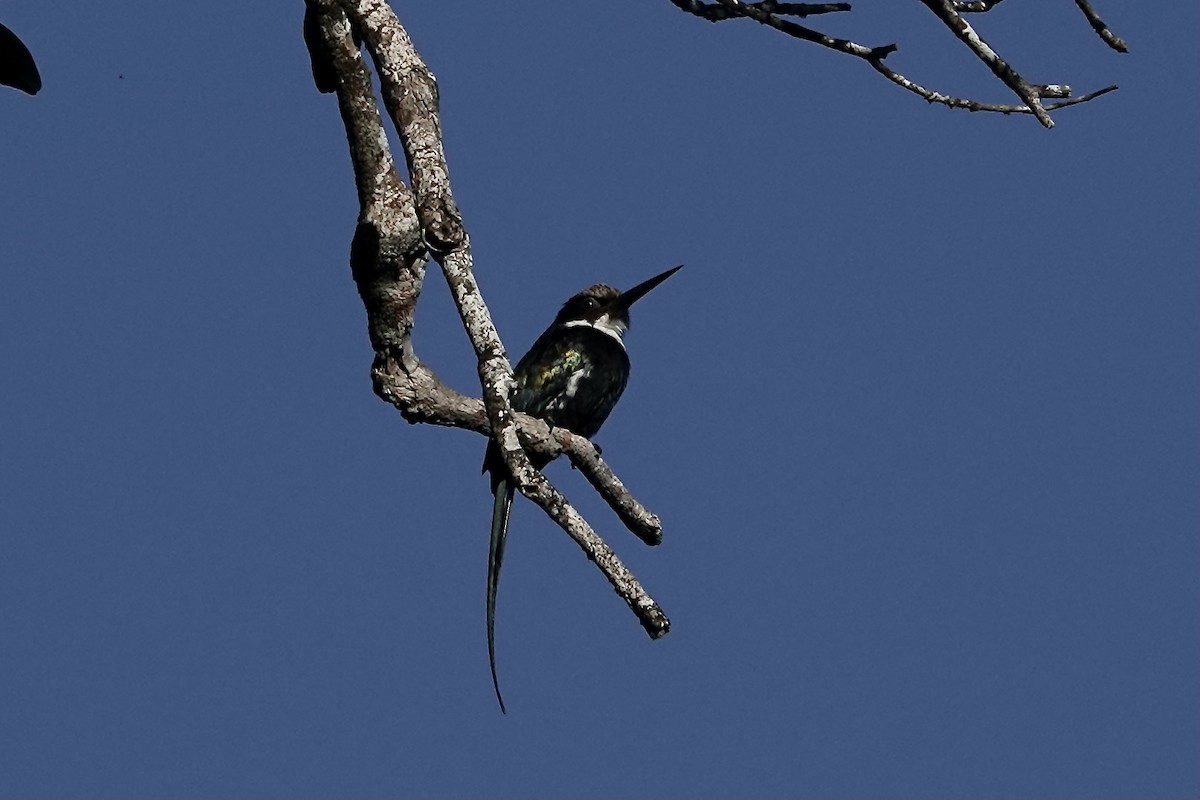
(303, 0, 670, 639)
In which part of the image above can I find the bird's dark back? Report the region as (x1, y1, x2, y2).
(512, 324, 630, 439)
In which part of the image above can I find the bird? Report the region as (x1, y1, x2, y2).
(483, 264, 682, 713)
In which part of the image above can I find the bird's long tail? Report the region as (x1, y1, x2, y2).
(487, 474, 514, 714)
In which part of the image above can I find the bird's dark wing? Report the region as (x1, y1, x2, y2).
(512, 328, 629, 437)
(511, 332, 585, 416)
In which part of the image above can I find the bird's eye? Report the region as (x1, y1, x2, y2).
(583, 298, 598, 309)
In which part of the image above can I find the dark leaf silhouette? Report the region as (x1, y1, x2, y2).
(0, 22, 41, 95)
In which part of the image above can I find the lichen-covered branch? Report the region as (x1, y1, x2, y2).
(303, 0, 670, 639)
(556, 432, 663, 546)
(670, 0, 1122, 128)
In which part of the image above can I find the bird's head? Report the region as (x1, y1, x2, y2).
(553, 265, 682, 341)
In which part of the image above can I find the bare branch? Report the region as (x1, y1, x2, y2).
(870, 67, 1116, 117)
(706, 0, 882, 57)
(557, 432, 663, 546)
(918, 0, 1051, 127)
(668, 0, 1119, 127)
(366, 358, 664, 549)
(305, 0, 671, 640)
(954, 0, 1007, 12)
(1035, 84, 1070, 99)
(1072, 0, 1128, 53)
(668, 0, 849, 22)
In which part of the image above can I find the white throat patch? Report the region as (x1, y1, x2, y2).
(564, 314, 627, 346)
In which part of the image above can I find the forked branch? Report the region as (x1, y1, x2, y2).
(304, 0, 669, 638)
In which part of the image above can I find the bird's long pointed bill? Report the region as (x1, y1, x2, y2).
(613, 265, 683, 311)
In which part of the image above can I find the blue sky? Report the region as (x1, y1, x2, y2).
(1, 2, 1196, 797)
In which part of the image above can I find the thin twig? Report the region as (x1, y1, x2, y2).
(708, 0, 880, 56)
(954, 0, 1007, 12)
(1072, 0, 1127, 53)
(669, 0, 849, 22)
(918, 0, 1052, 127)
(668, 0, 1117, 126)
(870, 68, 1117, 116)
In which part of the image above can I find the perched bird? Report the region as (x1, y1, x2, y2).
(483, 265, 682, 713)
